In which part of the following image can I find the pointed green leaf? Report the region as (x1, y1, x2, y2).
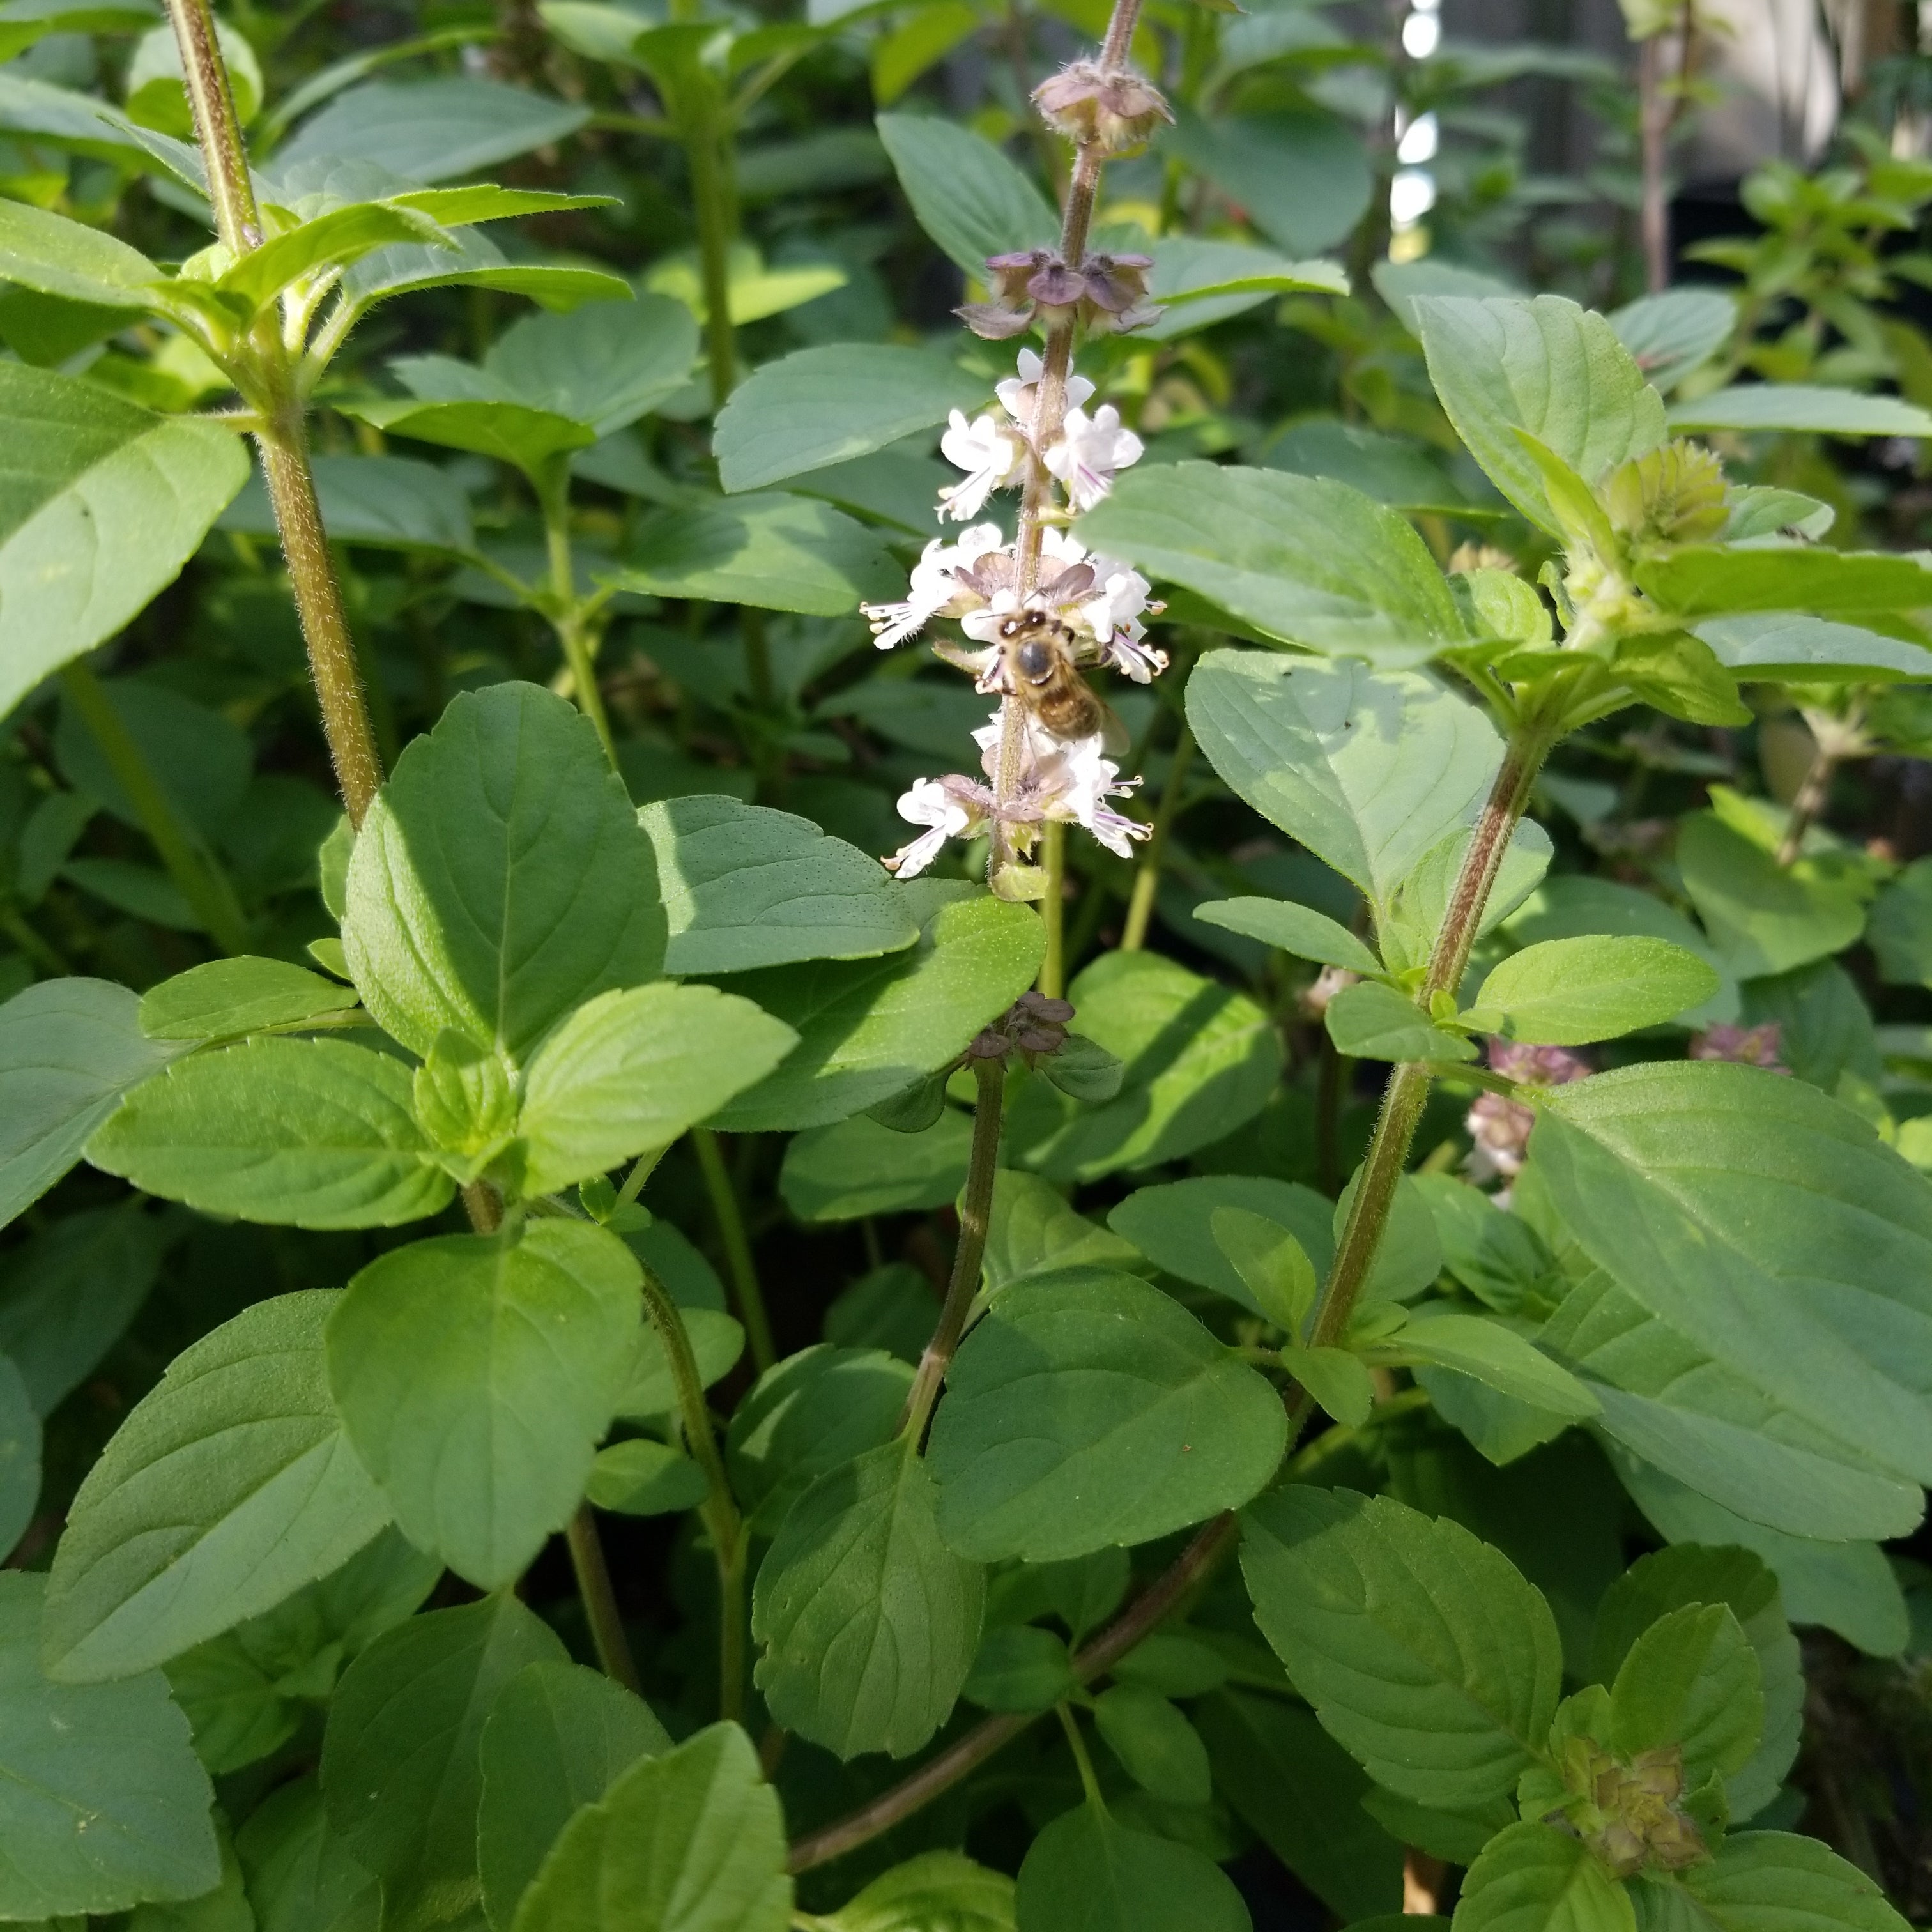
(1475, 937, 1719, 1045)
(328, 1220, 641, 1588)
(1453, 1821, 1636, 1932)
(321, 1596, 567, 1932)
(1108, 1176, 1336, 1317)
(752, 1441, 983, 1759)
(1393, 1309, 1598, 1420)
(43, 1291, 391, 1683)
(1673, 813, 1866, 979)
(1241, 1487, 1563, 1807)
(1648, 1830, 1910, 1932)
(137, 956, 361, 1041)
(929, 1269, 1288, 1562)
(233, 1777, 378, 1932)
(1013, 1804, 1250, 1932)
(818, 1853, 1015, 1932)
(1667, 385, 1932, 436)
(483, 295, 696, 437)
(88, 1036, 455, 1229)
(981, 1169, 1144, 1291)
(0, 1203, 161, 1414)
(779, 1111, 974, 1222)
(277, 76, 589, 180)
(1193, 896, 1381, 974)
(1637, 546, 1932, 618)
(875, 111, 1057, 273)
(1609, 1602, 1762, 1786)
(1326, 981, 1477, 1063)
(0, 195, 160, 309)
(343, 682, 666, 1061)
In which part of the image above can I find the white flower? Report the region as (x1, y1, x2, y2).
(937, 410, 1029, 521)
(969, 707, 1148, 859)
(1043, 403, 1143, 513)
(886, 776, 988, 877)
(860, 522, 1004, 648)
(996, 347, 1094, 433)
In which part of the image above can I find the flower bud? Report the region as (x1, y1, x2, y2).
(1032, 58, 1174, 155)
(1603, 438, 1729, 548)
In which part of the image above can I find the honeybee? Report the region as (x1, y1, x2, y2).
(997, 610, 1130, 753)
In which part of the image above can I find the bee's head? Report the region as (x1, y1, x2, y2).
(1015, 637, 1055, 680)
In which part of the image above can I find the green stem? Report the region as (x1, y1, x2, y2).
(537, 459, 617, 765)
(693, 1127, 776, 1376)
(1, 907, 65, 975)
(1119, 723, 1193, 953)
(1056, 1702, 1105, 1807)
(900, 1055, 1005, 1443)
(162, 0, 260, 250)
(1039, 822, 1066, 999)
(57, 662, 252, 956)
(686, 108, 738, 410)
(636, 1257, 746, 1722)
(565, 1506, 643, 1692)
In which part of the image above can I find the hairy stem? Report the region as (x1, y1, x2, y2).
(1776, 730, 1842, 866)
(787, 1508, 1234, 1871)
(900, 1055, 1005, 1442)
(1119, 722, 1194, 951)
(58, 661, 252, 956)
(165, 0, 385, 826)
(789, 707, 1561, 1873)
(636, 1256, 747, 1722)
(537, 459, 617, 764)
(694, 1127, 776, 1377)
(565, 1506, 643, 1692)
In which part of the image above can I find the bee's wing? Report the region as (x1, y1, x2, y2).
(1097, 695, 1133, 759)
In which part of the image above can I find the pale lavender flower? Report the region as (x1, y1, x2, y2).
(1044, 402, 1144, 512)
(937, 410, 1029, 521)
(1690, 1022, 1790, 1072)
(860, 522, 1005, 648)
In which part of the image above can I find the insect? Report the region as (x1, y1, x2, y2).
(997, 610, 1128, 751)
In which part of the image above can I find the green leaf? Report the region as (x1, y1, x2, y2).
(1185, 652, 1501, 918)
(1193, 896, 1381, 974)
(164, 1527, 440, 1776)
(43, 1290, 390, 1683)
(1533, 1061, 1932, 1494)
(340, 227, 631, 318)
(1145, 236, 1349, 338)
(1241, 1487, 1563, 1807)
(1326, 981, 1477, 1063)
(751, 1440, 984, 1759)
(1411, 294, 1666, 536)
(1649, 1830, 1910, 1932)
(1334, 1169, 1444, 1305)
(220, 452, 479, 556)
(1667, 384, 1932, 436)
(218, 201, 450, 313)
(343, 383, 595, 477)
(928, 1268, 1289, 1562)
(816, 1852, 1015, 1932)
(343, 682, 666, 1061)
(1078, 465, 1466, 667)
(640, 794, 917, 974)
(1005, 951, 1284, 1181)
(1209, 1206, 1317, 1332)
(875, 111, 1057, 274)
(0, 1570, 220, 1916)
(1474, 937, 1719, 1045)
(1165, 101, 1371, 256)
(1608, 1602, 1763, 1787)
(710, 893, 1044, 1132)
(617, 1306, 744, 1418)
(1264, 417, 1484, 516)
(1695, 613, 1932, 682)
(715, 344, 986, 493)
(1280, 1342, 1374, 1425)
(1194, 1691, 1404, 1922)
(1412, 1173, 1562, 1319)
(477, 1660, 671, 1931)
(1592, 1545, 1799, 1820)
(1108, 1176, 1335, 1319)
(518, 984, 796, 1194)
(0, 1204, 160, 1415)
(726, 1344, 913, 1534)
(321, 1596, 567, 1932)
(507, 1721, 792, 1932)
(1394, 1308, 1598, 1420)
(1674, 813, 1866, 979)
(958, 1623, 1071, 1713)
(0, 977, 183, 1231)
(982, 1169, 1145, 1292)
(1376, 818, 1554, 977)
(1637, 546, 1932, 618)
(1608, 288, 1735, 392)
(138, 956, 361, 1041)
(233, 1777, 379, 1932)
(328, 1219, 641, 1588)
(389, 185, 618, 225)
(277, 75, 590, 180)
(611, 492, 898, 616)
(1013, 1803, 1251, 1932)
(0, 195, 161, 309)
(0, 0, 162, 65)
(0, 1354, 36, 1560)
(779, 1110, 973, 1221)
(482, 295, 696, 437)
(585, 1438, 709, 1516)
(1542, 1270, 1922, 1541)
(88, 1036, 455, 1229)
(1094, 1683, 1213, 1805)
(1453, 1821, 1636, 1932)
(0, 363, 249, 717)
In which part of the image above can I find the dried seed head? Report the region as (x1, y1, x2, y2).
(1033, 57, 1174, 154)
